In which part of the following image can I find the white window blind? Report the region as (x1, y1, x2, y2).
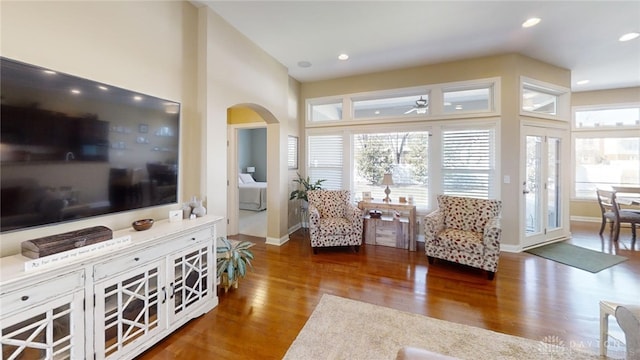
(442, 128, 495, 199)
(308, 135, 343, 190)
(287, 136, 298, 169)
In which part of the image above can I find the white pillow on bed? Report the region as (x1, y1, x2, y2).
(239, 173, 255, 183)
(238, 175, 244, 184)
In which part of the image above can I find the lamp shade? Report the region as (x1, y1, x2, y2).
(247, 167, 255, 173)
(381, 173, 394, 186)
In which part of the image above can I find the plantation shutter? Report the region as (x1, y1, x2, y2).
(287, 136, 298, 169)
(442, 128, 496, 199)
(308, 135, 343, 190)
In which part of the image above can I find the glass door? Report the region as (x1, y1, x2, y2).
(522, 126, 567, 248)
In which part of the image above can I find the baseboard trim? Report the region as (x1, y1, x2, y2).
(500, 244, 522, 253)
(570, 216, 600, 223)
(266, 235, 290, 246)
(289, 223, 302, 234)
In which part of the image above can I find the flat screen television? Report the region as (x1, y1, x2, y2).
(1, 57, 180, 233)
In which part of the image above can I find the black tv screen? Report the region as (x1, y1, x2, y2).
(1, 57, 180, 232)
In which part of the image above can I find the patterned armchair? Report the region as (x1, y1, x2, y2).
(423, 195, 502, 280)
(307, 190, 363, 254)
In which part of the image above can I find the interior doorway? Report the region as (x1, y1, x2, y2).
(228, 124, 267, 238)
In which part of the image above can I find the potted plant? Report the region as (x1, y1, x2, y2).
(289, 172, 326, 202)
(216, 237, 255, 292)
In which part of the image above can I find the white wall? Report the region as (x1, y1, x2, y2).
(198, 7, 293, 245)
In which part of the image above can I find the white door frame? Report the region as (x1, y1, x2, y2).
(226, 123, 267, 236)
(520, 122, 571, 248)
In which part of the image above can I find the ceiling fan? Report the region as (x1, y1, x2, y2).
(404, 96, 429, 114)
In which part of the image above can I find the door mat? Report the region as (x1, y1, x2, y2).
(525, 242, 627, 273)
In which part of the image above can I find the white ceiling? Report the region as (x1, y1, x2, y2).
(199, 1, 640, 92)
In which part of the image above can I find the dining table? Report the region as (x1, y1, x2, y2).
(612, 185, 640, 212)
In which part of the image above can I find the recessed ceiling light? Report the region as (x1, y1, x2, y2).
(98, 85, 109, 91)
(576, 80, 590, 85)
(374, 110, 380, 115)
(297, 61, 312, 68)
(134, 95, 143, 101)
(619, 32, 640, 42)
(43, 70, 57, 75)
(338, 54, 349, 61)
(522, 18, 541, 28)
(455, 105, 463, 110)
(70, 89, 81, 94)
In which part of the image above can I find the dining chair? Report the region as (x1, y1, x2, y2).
(596, 188, 640, 241)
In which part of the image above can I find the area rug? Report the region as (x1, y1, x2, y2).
(525, 242, 627, 273)
(283, 294, 602, 360)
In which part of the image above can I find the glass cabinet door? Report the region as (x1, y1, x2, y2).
(169, 244, 211, 325)
(94, 261, 165, 360)
(1, 291, 84, 360)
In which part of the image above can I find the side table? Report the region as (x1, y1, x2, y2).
(358, 200, 416, 251)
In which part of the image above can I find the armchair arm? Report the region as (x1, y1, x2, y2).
(423, 209, 444, 243)
(308, 204, 320, 227)
(482, 217, 502, 251)
(346, 204, 364, 232)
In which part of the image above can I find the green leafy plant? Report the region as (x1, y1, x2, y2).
(289, 172, 326, 202)
(216, 237, 255, 285)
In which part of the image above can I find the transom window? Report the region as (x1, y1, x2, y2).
(574, 107, 640, 128)
(443, 87, 492, 113)
(307, 78, 499, 124)
(520, 78, 569, 119)
(310, 101, 342, 122)
(352, 92, 429, 119)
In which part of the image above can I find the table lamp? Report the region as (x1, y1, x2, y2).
(382, 173, 394, 202)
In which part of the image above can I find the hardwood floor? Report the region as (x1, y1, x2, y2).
(137, 221, 639, 359)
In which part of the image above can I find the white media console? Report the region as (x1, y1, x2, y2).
(0, 215, 222, 360)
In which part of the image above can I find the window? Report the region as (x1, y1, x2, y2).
(308, 134, 343, 190)
(574, 107, 639, 128)
(522, 87, 557, 115)
(305, 79, 500, 209)
(288, 136, 298, 169)
(573, 105, 640, 199)
(352, 92, 429, 119)
(309, 101, 342, 122)
(352, 131, 429, 206)
(520, 78, 569, 119)
(442, 128, 496, 198)
(443, 87, 492, 113)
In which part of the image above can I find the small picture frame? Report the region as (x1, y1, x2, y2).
(362, 191, 372, 201)
(138, 124, 148, 133)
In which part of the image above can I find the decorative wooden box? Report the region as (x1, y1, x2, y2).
(363, 215, 409, 249)
(21, 226, 113, 259)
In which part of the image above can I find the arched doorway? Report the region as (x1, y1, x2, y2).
(226, 104, 278, 239)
